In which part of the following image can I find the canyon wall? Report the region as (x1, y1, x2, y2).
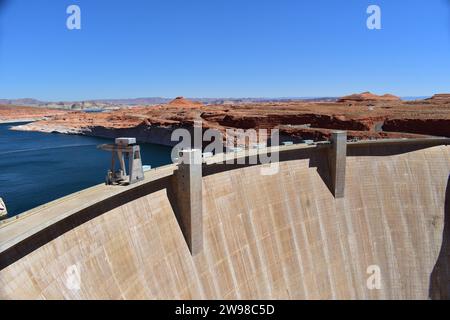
(383, 119, 450, 138)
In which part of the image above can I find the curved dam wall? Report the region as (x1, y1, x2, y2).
(0, 140, 449, 299)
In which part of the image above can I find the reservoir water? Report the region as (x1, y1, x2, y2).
(0, 122, 172, 217)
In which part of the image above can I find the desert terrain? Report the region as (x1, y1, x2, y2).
(3, 93, 450, 146)
(0, 105, 66, 124)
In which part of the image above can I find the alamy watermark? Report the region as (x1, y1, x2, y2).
(171, 122, 280, 176)
(367, 5, 382, 30)
(65, 5, 381, 31)
(65, 264, 81, 291)
(66, 5, 81, 30)
(366, 265, 382, 290)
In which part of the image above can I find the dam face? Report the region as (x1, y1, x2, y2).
(0, 141, 449, 299)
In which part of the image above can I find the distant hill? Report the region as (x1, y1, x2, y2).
(0, 96, 339, 108)
(338, 92, 401, 103)
(426, 94, 450, 101)
(86, 98, 172, 105)
(402, 96, 431, 101)
(0, 98, 171, 107)
(0, 98, 46, 106)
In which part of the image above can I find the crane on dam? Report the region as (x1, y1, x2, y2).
(98, 137, 145, 186)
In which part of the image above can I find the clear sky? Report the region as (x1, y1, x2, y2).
(0, 0, 449, 100)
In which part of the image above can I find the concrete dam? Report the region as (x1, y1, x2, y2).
(0, 137, 449, 299)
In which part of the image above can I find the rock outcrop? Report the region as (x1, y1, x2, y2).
(168, 97, 203, 108)
(338, 92, 401, 103)
(428, 94, 450, 101)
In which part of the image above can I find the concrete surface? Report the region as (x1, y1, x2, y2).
(0, 139, 449, 299)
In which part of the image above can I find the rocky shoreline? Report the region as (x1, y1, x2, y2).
(0, 118, 44, 124)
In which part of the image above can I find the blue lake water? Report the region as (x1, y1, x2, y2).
(0, 122, 172, 216)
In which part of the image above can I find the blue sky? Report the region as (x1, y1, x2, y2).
(0, 0, 449, 100)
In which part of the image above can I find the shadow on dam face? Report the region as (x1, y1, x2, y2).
(430, 175, 450, 299)
(203, 147, 334, 196)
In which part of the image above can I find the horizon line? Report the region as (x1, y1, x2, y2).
(0, 94, 435, 103)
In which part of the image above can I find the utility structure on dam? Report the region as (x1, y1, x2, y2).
(0, 133, 449, 299)
(98, 138, 145, 186)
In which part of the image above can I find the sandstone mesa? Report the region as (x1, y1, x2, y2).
(337, 92, 402, 103)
